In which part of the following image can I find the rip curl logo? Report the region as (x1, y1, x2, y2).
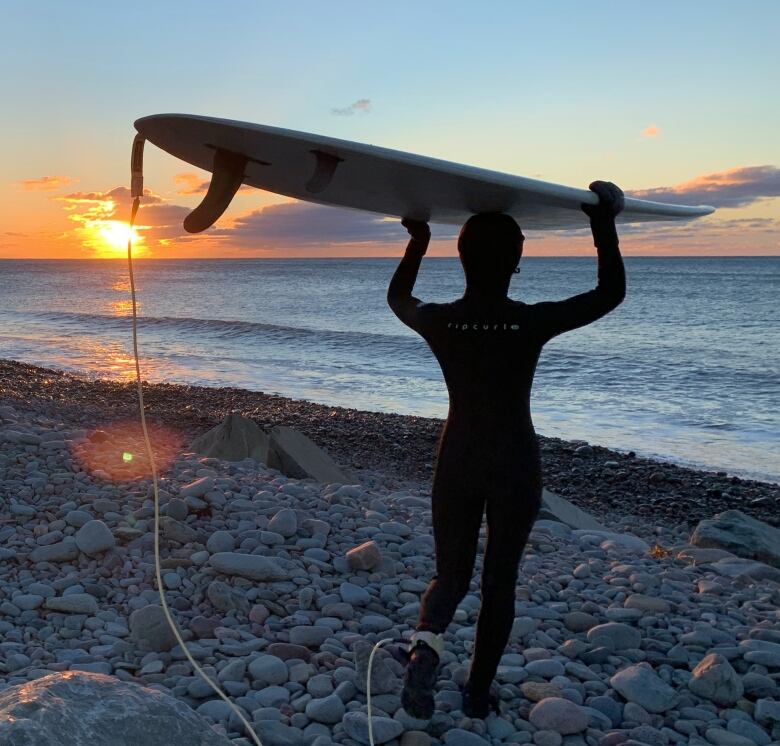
(447, 322, 521, 331)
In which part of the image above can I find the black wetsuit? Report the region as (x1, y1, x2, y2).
(388, 220, 625, 693)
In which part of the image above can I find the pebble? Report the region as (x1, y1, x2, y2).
(528, 697, 589, 734)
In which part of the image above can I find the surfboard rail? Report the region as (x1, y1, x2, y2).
(134, 113, 715, 231)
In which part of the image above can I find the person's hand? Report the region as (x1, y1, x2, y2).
(401, 217, 431, 242)
(581, 181, 625, 220)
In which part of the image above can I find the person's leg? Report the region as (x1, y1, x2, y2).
(402, 444, 485, 719)
(417, 475, 485, 633)
(466, 467, 542, 698)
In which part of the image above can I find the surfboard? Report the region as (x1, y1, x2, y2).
(134, 113, 715, 233)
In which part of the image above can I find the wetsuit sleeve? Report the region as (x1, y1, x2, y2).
(387, 238, 435, 336)
(529, 218, 626, 342)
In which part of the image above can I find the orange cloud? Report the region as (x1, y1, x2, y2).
(629, 165, 780, 208)
(16, 175, 74, 191)
(174, 172, 209, 195)
(641, 125, 660, 138)
(173, 172, 255, 196)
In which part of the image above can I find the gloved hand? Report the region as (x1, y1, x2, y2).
(581, 181, 625, 219)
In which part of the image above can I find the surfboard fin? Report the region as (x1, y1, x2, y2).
(306, 149, 344, 193)
(183, 148, 249, 233)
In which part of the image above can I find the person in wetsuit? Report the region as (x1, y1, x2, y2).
(387, 181, 626, 720)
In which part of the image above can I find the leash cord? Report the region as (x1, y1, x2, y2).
(127, 144, 263, 745)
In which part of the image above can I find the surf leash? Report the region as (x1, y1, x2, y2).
(128, 133, 414, 746)
(127, 134, 264, 746)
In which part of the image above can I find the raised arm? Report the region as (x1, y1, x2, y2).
(387, 218, 431, 332)
(530, 181, 626, 342)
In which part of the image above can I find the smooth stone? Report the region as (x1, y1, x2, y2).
(248, 655, 289, 685)
(206, 530, 236, 553)
(587, 623, 641, 652)
(342, 711, 403, 745)
(44, 593, 98, 614)
(208, 552, 288, 581)
(289, 625, 331, 648)
(346, 540, 383, 571)
(442, 728, 492, 746)
(610, 664, 678, 713)
(129, 604, 179, 652)
(305, 694, 345, 724)
(269, 508, 298, 538)
(528, 697, 589, 735)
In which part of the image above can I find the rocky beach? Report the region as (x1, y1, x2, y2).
(1, 357, 779, 746)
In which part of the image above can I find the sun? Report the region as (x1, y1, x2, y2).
(96, 221, 140, 255)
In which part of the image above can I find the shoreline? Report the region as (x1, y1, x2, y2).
(0, 358, 777, 528)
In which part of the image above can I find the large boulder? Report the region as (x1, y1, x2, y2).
(538, 488, 606, 531)
(268, 425, 350, 483)
(190, 412, 272, 463)
(690, 510, 780, 567)
(0, 671, 232, 745)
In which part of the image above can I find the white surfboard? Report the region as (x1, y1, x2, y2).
(134, 113, 715, 233)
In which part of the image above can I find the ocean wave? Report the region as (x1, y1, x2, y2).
(6, 309, 413, 348)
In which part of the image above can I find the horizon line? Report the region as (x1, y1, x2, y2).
(0, 255, 777, 261)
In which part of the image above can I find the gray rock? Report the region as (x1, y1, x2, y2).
(208, 552, 288, 581)
(0, 671, 232, 745)
(206, 580, 249, 613)
(727, 718, 772, 745)
(74, 519, 116, 556)
(339, 581, 370, 605)
(539, 488, 606, 531)
(690, 509, 780, 567)
(248, 655, 289, 685)
(754, 698, 780, 728)
(529, 697, 589, 734)
(688, 653, 744, 706)
(129, 604, 179, 652)
(250, 719, 304, 746)
(269, 508, 298, 538)
(353, 641, 399, 695)
(342, 711, 403, 745)
(206, 530, 235, 553)
(29, 539, 79, 563)
(289, 625, 331, 648)
(442, 729, 492, 746)
(610, 664, 678, 713)
(305, 693, 345, 724)
(190, 413, 272, 463)
(44, 593, 98, 614)
(162, 516, 201, 544)
(587, 622, 641, 652)
(268, 425, 350, 483)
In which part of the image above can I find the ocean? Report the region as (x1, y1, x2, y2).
(0, 257, 777, 483)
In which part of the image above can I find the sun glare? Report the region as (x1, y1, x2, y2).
(96, 221, 140, 254)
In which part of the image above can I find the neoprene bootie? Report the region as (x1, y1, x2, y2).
(400, 631, 444, 719)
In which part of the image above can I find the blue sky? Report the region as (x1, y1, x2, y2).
(2, 0, 778, 257)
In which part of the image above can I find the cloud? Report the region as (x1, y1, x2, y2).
(174, 173, 209, 195)
(332, 98, 372, 116)
(641, 125, 660, 138)
(173, 171, 255, 196)
(16, 175, 74, 191)
(627, 165, 780, 208)
(214, 201, 458, 251)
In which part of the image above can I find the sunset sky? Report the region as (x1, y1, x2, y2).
(2, 1, 778, 259)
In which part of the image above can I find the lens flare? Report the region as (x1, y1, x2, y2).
(73, 421, 183, 482)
